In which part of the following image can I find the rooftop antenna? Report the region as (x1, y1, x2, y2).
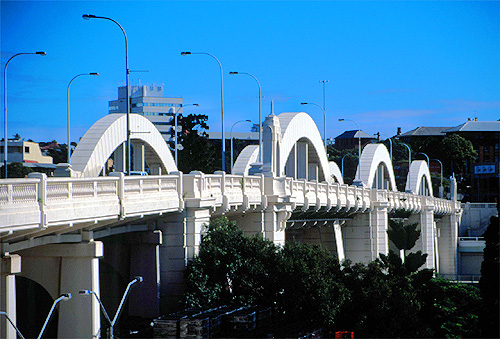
(270, 100, 274, 115)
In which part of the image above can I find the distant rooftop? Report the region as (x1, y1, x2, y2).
(335, 130, 376, 139)
(444, 120, 500, 133)
(399, 126, 450, 137)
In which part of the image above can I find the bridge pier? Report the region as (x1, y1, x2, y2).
(157, 204, 211, 313)
(285, 221, 344, 260)
(16, 241, 102, 338)
(436, 211, 460, 277)
(0, 254, 21, 339)
(409, 205, 436, 269)
(343, 201, 389, 264)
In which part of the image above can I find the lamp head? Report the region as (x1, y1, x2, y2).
(300, 103, 308, 105)
(180, 52, 191, 55)
(246, 119, 251, 122)
(229, 71, 238, 75)
(134, 276, 143, 284)
(79, 290, 91, 296)
(90, 72, 99, 76)
(61, 293, 72, 301)
(193, 103, 199, 106)
(36, 51, 47, 56)
(82, 14, 97, 20)
(338, 119, 345, 121)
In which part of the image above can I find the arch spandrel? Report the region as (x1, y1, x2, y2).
(71, 114, 177, 177)
(232, 145, 259, 175)
(356, 143, 397, 191)
(278, 112, 331, 182)
(405, 160, 433, 196)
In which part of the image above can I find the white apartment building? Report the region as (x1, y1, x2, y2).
(108, 84, 183, 142)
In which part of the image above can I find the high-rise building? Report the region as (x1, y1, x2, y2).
(108, 84, 183, 141)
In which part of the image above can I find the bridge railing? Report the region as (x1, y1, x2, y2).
(0, 172, 459, 232)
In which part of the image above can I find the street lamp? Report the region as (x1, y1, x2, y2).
(3, 51, 46, 178)
(83, 14, 131, 175)
(181, 51, 226, 171)
(37, 293, 72, 339)
(339, 118, 361, 181)
(67, 73, 99, 164)
(0, 311, 26, 339)
(432, 158, 444, 198)
(230, 119, 252, 172)
(80, 276, 142, 339)
(341, 153, 349, 180)
(398, 142, 412, 167)
(301, 102, 326, 149)
(173, 103, 199, 167)
(416, 152, 429, 164)
(229, 71, 262, 163)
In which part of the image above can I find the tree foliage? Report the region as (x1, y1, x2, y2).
(183, 217, 483, 337)
(174, 114, 218, 174)
(479, 215, 499, 338)
(439, 134, 477, 177)
(0, 162, 33, 178)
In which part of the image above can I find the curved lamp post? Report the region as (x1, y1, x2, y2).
(432, 158, 444, 198)
(3, 51, 46, 178)
(416, 152, 429, 164)
(339, 118, 361, 181)
(399, 142, 412, 168)
(83, 14, 131, 175)
(37, 293, 72, 339)
(0, 311, 26, 339)
(67, 73, 99, 164)
(301, 102, 326, 149)
(341, 153, 349, 180)
(80, 276, 142, 339)
(229, 71, 262, 163)
(181, 51, 226, 171)
(230, 119, 252, 172)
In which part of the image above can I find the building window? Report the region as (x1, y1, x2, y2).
(24, 146, 30, 153)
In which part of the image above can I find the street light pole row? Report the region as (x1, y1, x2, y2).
(181, 52, 226, 171)
(83, 14, 131, 175)
(3, 51, 46, 179)
(67, 73, 99, 164)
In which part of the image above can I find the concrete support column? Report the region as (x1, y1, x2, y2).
(114, 143, 126, 172)
(17, 242, 103, 339)
(297, 142, 308, 179)
(132, 142, 145, 172)
(0, 254, 21, 339)
(157, 205, 211, 313)
(285, 143, 297, 178)
(333, 220, 345, 262)
(127, 231, 161, 318)
(409, 204, 436, 270)
(262, 208, 289, 246)
(436, 210, 460, 277)
(343, 202, 389, 264)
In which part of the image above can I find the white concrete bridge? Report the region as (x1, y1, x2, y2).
(0, 112, 461, 338)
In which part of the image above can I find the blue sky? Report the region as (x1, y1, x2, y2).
(1, 0, 499, 144)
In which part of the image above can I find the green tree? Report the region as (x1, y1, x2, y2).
(327, 145, 358, 184)
(0, 162, 33, 178)
(439, 134, 477, 177)
(479, 215, 499, 338)
(175, 114, 218, 174)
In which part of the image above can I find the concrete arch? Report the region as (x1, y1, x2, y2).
(405, 160, 433, 196)
(356, 143, 397, 191)
(232, 145, 259, 175)
(278, 112, 331, 182)
(71, 114, 177, 177)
